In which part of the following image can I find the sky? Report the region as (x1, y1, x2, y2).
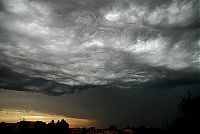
(0, 0, 199, 128)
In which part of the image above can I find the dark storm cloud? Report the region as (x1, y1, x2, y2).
(0, 0, 199, 95)
(0, 66, 105, 95)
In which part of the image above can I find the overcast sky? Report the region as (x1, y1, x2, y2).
(0, 0, 199, 128)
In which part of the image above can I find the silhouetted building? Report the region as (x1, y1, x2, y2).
(123, 129, 133, 134)
(69, 128, 82, 134)
(87, 127, 104, 134)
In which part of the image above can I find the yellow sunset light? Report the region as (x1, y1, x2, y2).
(0, 109, 96, 128)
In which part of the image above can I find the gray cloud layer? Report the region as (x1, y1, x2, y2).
(0, 0, 199, 95)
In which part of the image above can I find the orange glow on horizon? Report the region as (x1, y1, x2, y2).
(0, 109, 96, 128)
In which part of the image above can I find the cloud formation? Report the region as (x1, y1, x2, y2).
(0, 0, 199, 95)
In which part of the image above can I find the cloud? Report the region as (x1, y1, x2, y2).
(0, 0, 199, 95)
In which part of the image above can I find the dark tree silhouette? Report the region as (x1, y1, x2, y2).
(0, 119, 69, 134)
(56, 119, 69, 134)
(179, 92, 200, 117)
(108, 125, 117, 131)
(171, 92, 200, 134)
(17, 120, 30, 134)
(33, 121, 46, 134)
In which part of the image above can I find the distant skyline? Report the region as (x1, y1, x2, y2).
(0, 109, 96, 128)
(0, 0, 199, 129)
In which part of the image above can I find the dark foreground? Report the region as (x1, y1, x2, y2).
(1, 93, 200, 134)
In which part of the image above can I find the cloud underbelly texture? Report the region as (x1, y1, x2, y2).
(0, 0, 199, 95)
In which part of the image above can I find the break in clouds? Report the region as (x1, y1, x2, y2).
(0, 0, 199, 95)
